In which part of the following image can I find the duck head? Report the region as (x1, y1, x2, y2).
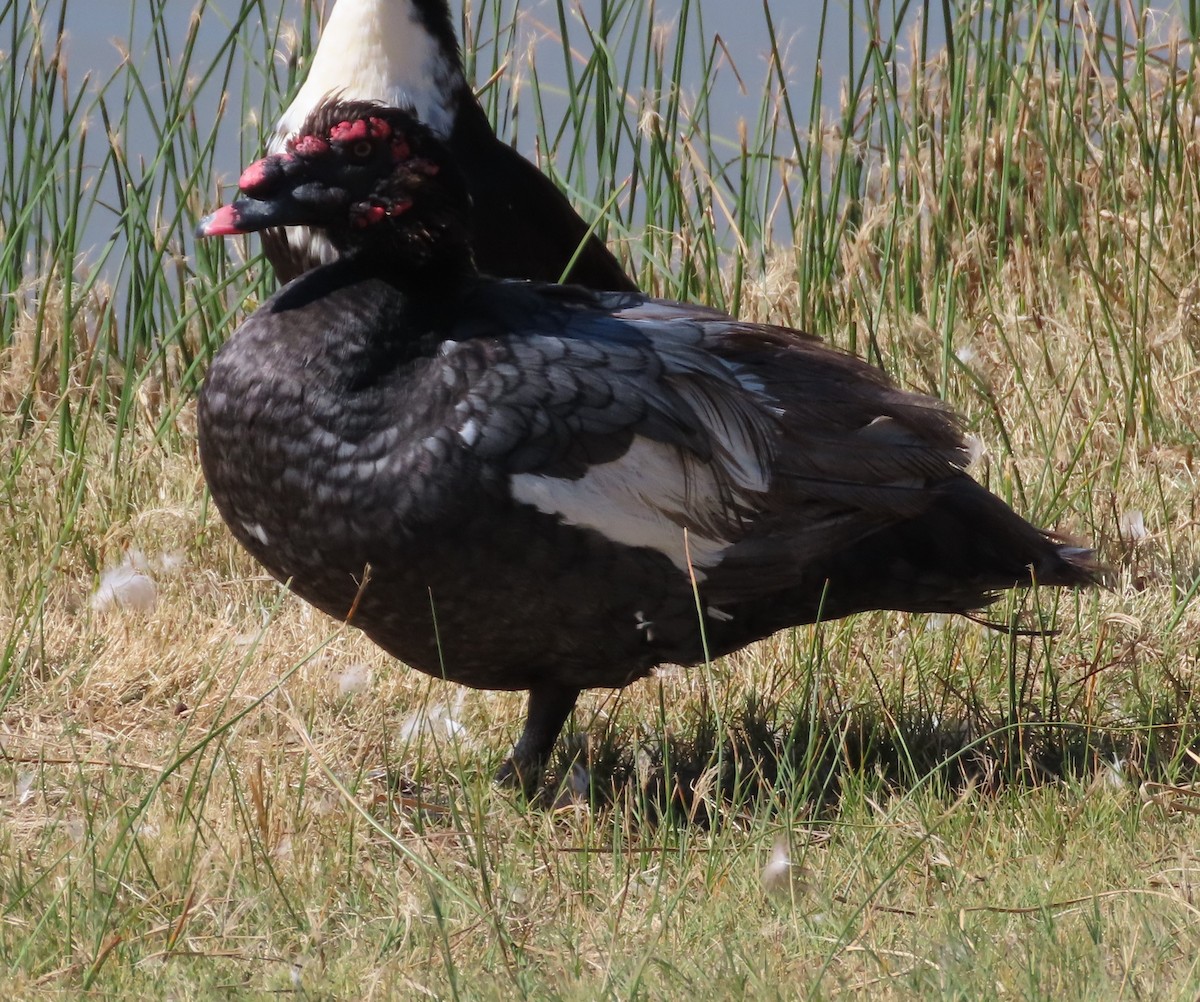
(199, 99, 471, 269)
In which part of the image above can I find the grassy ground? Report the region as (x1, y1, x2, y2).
(4, 0, 1200, 997)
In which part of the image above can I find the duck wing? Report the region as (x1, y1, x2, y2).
(442, 286, 982, 593)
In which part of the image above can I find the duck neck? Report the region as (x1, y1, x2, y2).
(347, 232, 477, 299)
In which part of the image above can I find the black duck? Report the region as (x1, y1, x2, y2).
(198, 99, 1097, 789)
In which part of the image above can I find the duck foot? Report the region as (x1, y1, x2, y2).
(495, 684, 581, 795)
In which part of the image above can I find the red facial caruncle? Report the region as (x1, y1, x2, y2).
(290, 134, 330, 158)
(329, 117, 393, 144)
(293, 118, 424, 168)
(237, 158, 275, 193)
(351, 204, 387, 228)
(350, 198, 414, 228)
(237, 154, 291, 197)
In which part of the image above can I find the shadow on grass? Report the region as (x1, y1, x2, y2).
(502, 698, 1200, 823)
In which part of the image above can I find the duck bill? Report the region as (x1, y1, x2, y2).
(197, 153, 312, 237)
(196, 197, 304, 238)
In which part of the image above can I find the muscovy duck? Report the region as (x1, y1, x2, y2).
(265, 0, 635, 291)
(197, 99, 1098, 790)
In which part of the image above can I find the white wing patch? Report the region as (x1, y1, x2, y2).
(511, 436, 766, 578)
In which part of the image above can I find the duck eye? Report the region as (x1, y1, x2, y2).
(351, 140, 373, 159)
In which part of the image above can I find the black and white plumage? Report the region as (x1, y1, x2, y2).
(265, 0, 635, 291)
(197, 100, 1098, 789)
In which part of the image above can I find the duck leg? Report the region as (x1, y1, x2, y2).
(495, 684, 581, 793)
